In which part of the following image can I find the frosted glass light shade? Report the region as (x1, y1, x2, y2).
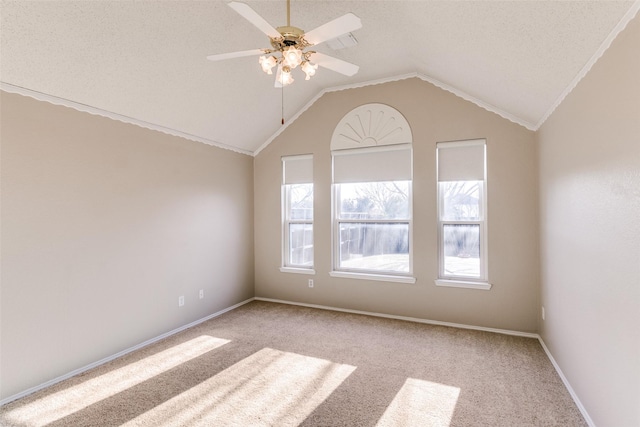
(259, 55, 277, 74)
(278, 66, 294, 86)
(301, 61, 318, 80)
(282, 47, 303, 69)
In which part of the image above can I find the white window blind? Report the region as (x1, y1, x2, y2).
(333, 144, 412, 183)
(437, 140, 485, 182)
(282, 155, 313, 185)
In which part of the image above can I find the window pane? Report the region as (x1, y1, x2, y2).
(440, 181, 482, 221)
(338, 181, 410, 220)
(289, 184, 313, 220)
(338, 223, 409, 273)
(289, 223, 313, 266)
(443, 224, 480, 278)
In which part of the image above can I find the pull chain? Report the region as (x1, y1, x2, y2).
(282, 0, 290, 125)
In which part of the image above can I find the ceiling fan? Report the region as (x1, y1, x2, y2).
(206, 0, 362, 87)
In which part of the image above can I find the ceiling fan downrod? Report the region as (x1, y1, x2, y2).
(287, 0, 290, 27)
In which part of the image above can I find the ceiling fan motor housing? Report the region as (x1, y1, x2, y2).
(272, 26, 310, 50)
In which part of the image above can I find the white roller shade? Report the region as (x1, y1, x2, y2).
(437, 140, 485, 181)
(333, 145, 412, 183)
(282, 155, 313, 185)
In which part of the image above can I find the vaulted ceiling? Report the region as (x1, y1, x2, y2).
(1, 1, 637, 155)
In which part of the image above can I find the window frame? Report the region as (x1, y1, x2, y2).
(330, 145, 415, 283)
(281, 155, 315, 274)
(436, 140, 491, 290)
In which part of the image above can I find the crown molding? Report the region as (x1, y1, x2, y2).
(255, 2, 640, 156)
(252, 74, 395, 156)
(413, 72, 537, 131)
(536, 0, 640, 129)
(7, 0, 636, 161)
(0, 82, 253, 157)
(253, 72, 536, 156)
(253, 73, 420, 156)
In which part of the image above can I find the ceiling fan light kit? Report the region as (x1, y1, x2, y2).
(259, 55, 277, 74)
(207, 1, 362, 87)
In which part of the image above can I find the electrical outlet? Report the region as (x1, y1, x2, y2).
(542, 306, 545, 320)
(308, 279, 314, 288)
(199, 289, 204, 299)
(179, 296, 185, 307)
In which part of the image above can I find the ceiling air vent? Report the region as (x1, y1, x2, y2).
(327, 33, 358, 50)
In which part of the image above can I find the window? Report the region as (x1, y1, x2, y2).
(336, 181, 411, 273)
(332, 145, 414, 280)
(282, 155, 314, 272)
(436, 140, 489, 288)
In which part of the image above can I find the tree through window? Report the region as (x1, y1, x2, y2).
(332, 145, 413, 277)
(337, 181, 411, 273)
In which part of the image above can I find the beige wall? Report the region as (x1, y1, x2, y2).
(254, 78, 539, 332)
(538, 14, 640, 427)
(0, 92, 254, 399)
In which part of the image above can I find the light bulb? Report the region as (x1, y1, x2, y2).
(278, 65, 294, 86)
(259, 55, 277, 74)
(282, 46, 303, 69)
(301, 61, 318, 80)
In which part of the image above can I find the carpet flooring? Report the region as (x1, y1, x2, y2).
(0, 300, 587, 426)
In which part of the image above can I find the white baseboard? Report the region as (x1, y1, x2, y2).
(3, 295, 595, 427)
(254, 297, 538, 338)
(0, 297, 255, 406)
(537, 337, 596, 427)
(255, 297, 595, 425)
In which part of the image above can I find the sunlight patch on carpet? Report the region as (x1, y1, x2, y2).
(121, 347, 357, 427)
(2, 335, 229, 427)
(376, 378, 460, 427)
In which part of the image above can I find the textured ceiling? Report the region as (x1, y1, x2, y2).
(1, 1, 637, 154)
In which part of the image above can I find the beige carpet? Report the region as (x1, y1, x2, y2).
(0, 301, 587, 426)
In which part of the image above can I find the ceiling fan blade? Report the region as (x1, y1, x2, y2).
(309, 52, 359, 76)
(303, 13, 362, 46)
(228, 1, 281, 39)
(206, 49, 265, 61)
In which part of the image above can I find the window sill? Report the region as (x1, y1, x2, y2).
(280, 267, 316, 275)
(435, 279, 492, 290)
(330, 271, 417, 284)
